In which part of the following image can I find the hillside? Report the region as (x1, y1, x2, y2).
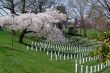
(0, 30, 75, 73)
(0, 30, 110, 73)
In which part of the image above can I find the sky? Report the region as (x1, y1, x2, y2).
(0, 2, 10, 17)
(0, 0, 68, 17)
(0, 0, 92, 20)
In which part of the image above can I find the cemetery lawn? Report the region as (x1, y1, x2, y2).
(0, 30, 75, 73)
(0, 30, 110, 73)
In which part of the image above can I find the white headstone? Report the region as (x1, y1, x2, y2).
(27, 46, 29, 50)
(35, 42, 36, 47)
(36, 47, 38, 51)
(58, 51, 60, 56)
(86, 66, 89, 73)
(40, 47, 42, 51)
(101, 64, 103, 70)
(98, 64, 100, 72)
(75, 59, 78, 64)
(77, 54, 78, 58)
(60, 55, 62, 60)
(75, 64, 78, 73)
(67, 54, 69, 60)
(81, 65, 84, 73)
(47, 50, 49, 55)
(89, 57, 91, 61)
(56, 55, 58, 61)
(94, 65, 96, 72)
(82, 58, 85, 63)
(90, 66, 93, 73)
(74, 54, 76, 59)
(54, 51, 56, 56)
(51, 52, 53, 60)
(64, 54, 66, 60)
(31, 46, 33, 50)
(86, 57, 88, 62)
(71, 54, 73, 59)
(79, 58, 81, 64)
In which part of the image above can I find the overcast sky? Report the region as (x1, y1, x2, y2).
(0, 0, 92, 21)
(0, 0, 68, 17)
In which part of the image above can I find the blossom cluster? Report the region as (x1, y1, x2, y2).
(0, 9, 67, 42)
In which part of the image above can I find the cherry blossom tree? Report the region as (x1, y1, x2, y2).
(0, 9, 67, 43)
(0, 15, 13, 28)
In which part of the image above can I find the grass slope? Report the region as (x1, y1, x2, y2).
(0, 30, 75, 73)
(0, 30, 109, 73)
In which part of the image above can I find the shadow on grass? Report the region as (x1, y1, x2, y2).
(0, 45, 30, 55)
(22, 42, 31, 47)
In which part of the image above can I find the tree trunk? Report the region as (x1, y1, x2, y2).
(21, 0, 26, 13)
(9, 0, 16, 35)
(19, 29, 33, 43)
(19, 32, 25, 43)
(80, 26, 82, 35)
(10, 0, 16, 14)
(39, 4, 43, 12)
(83, 24, 87, 37)
(12, 30, 16, 35)
(19, 29, 26, 43)
(81, 16, 87, 37)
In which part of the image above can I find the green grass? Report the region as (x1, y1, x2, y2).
(0, 30, 109, 73)
(0, 30, 75, 73)
(77, 28, 101, 39)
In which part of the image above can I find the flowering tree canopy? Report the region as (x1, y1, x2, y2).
(0, 9, 67, 43)
(0, 15, 13, 27)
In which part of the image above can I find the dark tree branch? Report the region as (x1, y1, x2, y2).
(21, 0, 26, 13)
(0, 8, 9, 14)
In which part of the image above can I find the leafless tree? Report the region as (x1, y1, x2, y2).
(0, 0, 57, 15)
(67, 0, 93, 37)
(97, 0, 110, 19)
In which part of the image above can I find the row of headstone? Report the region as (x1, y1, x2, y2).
(26, 41, 101, 61)
(27, 45, 45, 52)
(49, 50, 101, 61)
(29, 41, 100, 55)
(75, 55, 101, 64)
(27, 41, 101, 61)
(27, 45, 90, 61)
(49, 51, 91, 60)
(49, 51, 74, 61)
(75, 60, 110, 73)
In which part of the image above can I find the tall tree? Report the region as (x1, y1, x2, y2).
(97, 0, 110, 19)
(0, 9, 67, 43)
(0, 0, 57, 14)
(21, 0, 26, 13)
(90, 0, 110, 31)
(67, 0, 92, 37)
(56, 5, 67, 30)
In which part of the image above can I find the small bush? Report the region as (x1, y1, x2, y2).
(91, 31, 110, 62)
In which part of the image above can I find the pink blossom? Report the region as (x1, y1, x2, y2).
(0, 9, 67, 42)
